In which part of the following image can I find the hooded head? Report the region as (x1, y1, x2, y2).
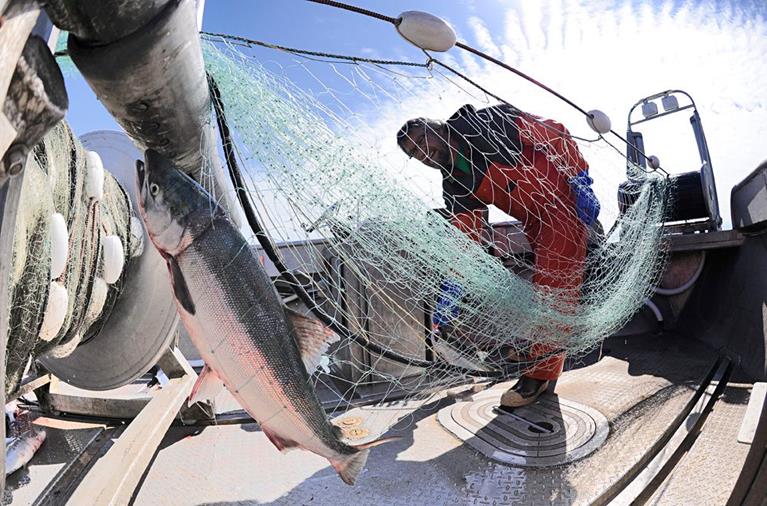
(136, 149, 223, 256)
(396, 117, 454, 170)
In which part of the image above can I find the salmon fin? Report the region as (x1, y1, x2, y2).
(188, 365, 225, 405)
(262, 426, 300, 452)
(350, 436, 401, 450)
(285, 307, 340, 373)
(330, 450, 369, 486)
(166, 255, 195, 315)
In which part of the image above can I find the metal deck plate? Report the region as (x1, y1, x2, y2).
(437, 390, 609, 467)
(650, 384, 754, 506)
(3, 416, 106, 506)
(10, 334, 713, 505)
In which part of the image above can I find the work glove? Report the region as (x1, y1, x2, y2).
(570, 170, 601, 227)
(432, 279, 463, 327)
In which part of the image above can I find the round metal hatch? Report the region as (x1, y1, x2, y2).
(438, 389, 609, 467)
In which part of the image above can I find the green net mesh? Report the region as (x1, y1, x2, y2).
(6, 162, 53, 396)
(7, 31, 672, 413)
(4, 122, 133, 395)
(201, 39, 672, 405)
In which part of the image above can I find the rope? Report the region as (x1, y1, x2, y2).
(431, 59, 600, 144)
(304, 0, 669, 174)
(305, 0, 399, 24)
(201, 32, 430, 68)
(198, 33, 599, 145)
(454, 41, 592, 118)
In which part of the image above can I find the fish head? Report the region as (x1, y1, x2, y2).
(137, 149, 220, 256)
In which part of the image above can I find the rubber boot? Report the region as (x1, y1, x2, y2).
(499, 375, 549, 409)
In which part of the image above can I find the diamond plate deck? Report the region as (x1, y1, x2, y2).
(129, 336, 719, 505)
(649, 383, 753, 506)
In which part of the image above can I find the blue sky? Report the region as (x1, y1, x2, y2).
(63, 0, 767, 227)
(65, 0, 507, 133)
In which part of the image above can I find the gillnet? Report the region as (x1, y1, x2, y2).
(201, 37, 670, 416)
(4, 122, 134, 395)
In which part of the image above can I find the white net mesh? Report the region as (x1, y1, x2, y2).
(201, 36, 672, 418)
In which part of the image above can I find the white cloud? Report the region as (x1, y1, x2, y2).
(248, 0, 765, 233)
(359, 0, 767, 228)
(467, 16, 501, 59)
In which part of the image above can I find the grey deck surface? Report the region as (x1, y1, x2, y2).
(3, 335, 753, 505)
(3, 417, 106, 506)
(128, 335, 739, 506)
(650, 383, 753, 505)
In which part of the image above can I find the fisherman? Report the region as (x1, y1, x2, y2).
(396, 103, 600, 408)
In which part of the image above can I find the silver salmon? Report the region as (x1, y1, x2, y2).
(6, 429, 46, 476)
(136, 149, 389, 485)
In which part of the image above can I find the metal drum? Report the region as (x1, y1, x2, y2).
(39, 131, 178, 390)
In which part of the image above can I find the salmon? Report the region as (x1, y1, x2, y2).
(136, 149, 389, 484)
(6, 430, 46, 476)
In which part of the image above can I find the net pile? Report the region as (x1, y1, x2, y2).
(4, 122, 134, 395)
(202, 38, 672, 403)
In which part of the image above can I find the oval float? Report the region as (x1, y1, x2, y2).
(586, 109, 612, 134)
(396, 11, 456, 52)
(85, 150, 105, 201)
(102, 234, 125, 284)
(39, 282, 69, 342)
(49, 212, 69, 279)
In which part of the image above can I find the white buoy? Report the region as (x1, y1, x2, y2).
(49, 213, 69, 279)
(586, 109, 612, 134)
(86, 277, 108, 322)
(129, 216, 145, 258)
(44, 277, 108, 359)
(396, 11, 457, 52)
(39, 282, 68, 342)
(102, 235, 124, 284)
(648, 155, 661, 170)
(85, 150, 105, 201)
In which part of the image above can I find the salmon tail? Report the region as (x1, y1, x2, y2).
(330, 449, 369, 486)
(330, 436, 400, 485)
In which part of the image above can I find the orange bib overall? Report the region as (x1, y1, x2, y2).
(446, 110, 588, 381)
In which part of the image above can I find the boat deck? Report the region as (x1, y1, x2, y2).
(3, 333, 758, 505)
